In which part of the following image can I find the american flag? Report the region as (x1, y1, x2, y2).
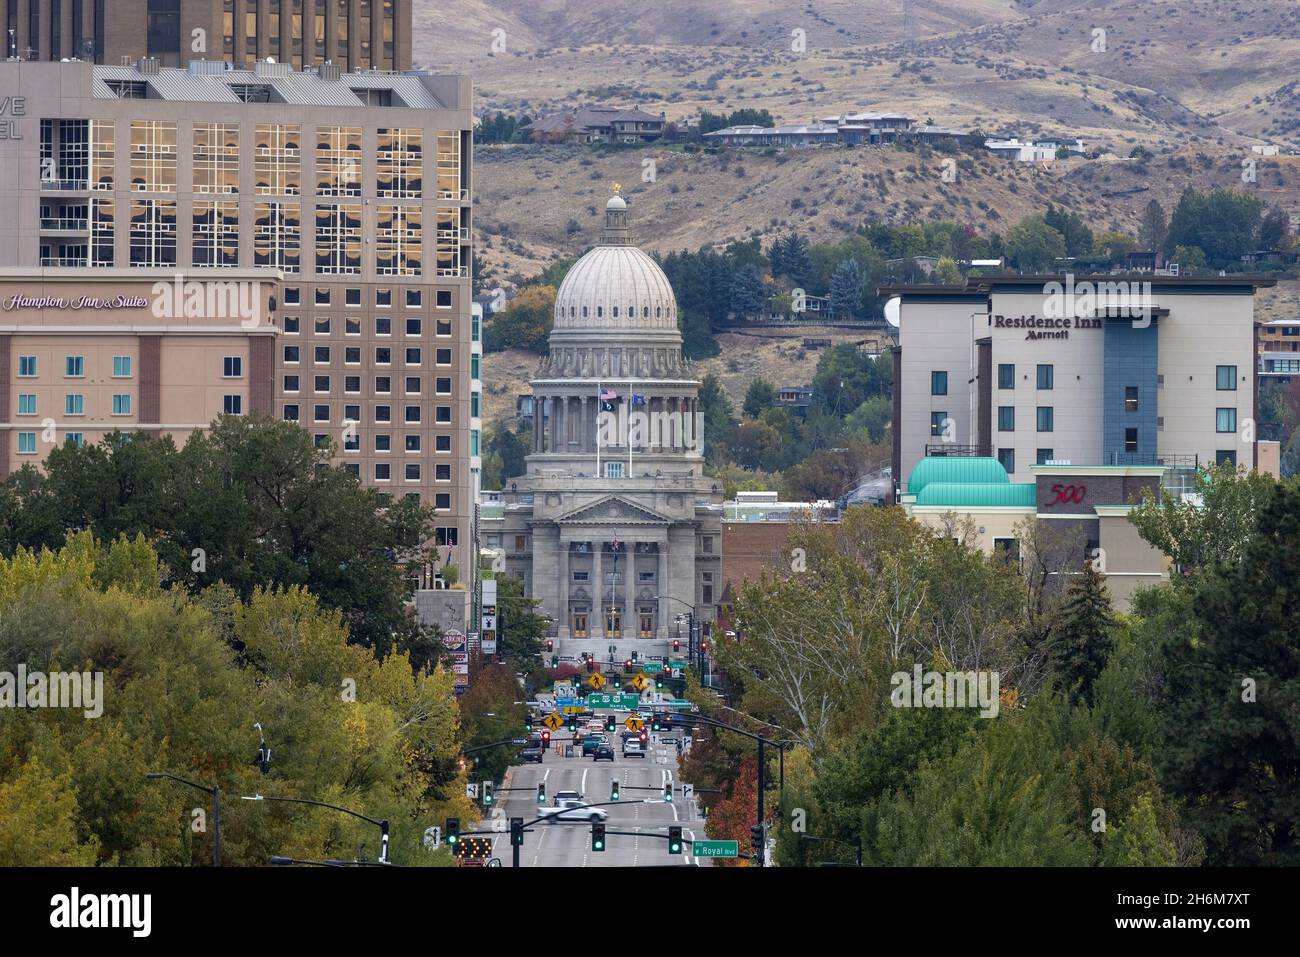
(600, 388, 618, 402)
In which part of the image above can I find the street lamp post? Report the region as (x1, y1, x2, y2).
(242, 794, 391, 865)
(144, 773, 221, 867)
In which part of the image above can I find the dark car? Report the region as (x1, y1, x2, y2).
(591, 744, 615, 762)
(520, 745, 545, 763)
(581, 734, 607, 755)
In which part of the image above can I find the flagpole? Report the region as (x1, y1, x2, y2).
(595, 379, 601, 478)
(628, 378, 633, 477)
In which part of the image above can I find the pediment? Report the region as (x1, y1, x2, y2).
(557, 495, 670, 526)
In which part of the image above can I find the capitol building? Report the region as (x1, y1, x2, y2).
(496, 188, 722, 657)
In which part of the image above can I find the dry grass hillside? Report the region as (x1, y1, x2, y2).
(419, 0, 1300, 152)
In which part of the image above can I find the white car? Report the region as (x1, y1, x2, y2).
(539, 799, 608, 823)
(622, 740, 645, 758)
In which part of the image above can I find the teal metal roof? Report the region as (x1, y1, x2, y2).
(915, 482, 1037, 508)
(907, 456, 1010, 496)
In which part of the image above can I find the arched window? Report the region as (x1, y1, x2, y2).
(570, 306, 576, 317)
(582, 306, 588, 318)
(655, 306, 662, 318)
(643, 306, 649, 318)
(597, 306, 603, 318)
(613, 306, 619, 318)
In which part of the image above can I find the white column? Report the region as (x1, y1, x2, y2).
(624, 541, 637, 638)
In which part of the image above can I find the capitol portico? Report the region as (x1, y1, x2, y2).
(495, 188, 722, 657)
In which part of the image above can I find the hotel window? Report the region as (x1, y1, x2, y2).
(129, 121, 177, 192)
(65, 394, 85, 416)
(344, 404, 361, 422)
(17, 432, 36, 455)
(1124, 386, 1138, 412)
(129, 200, 178, 267)
(284, 317, 300, 334)
(345, 346, 361, 364)
(17, 394, 36, 416)
(436, 435, 451, 452)
(436, 207, 462, 277)
(1216, 449, 1237, 466)
(406, 318, 422, 337)
(375, 463, 391, 482)
(315, 288, 331, 306)
(1216, 408, 1237, 433)
(406, 376, 421, 394)
(436, 131, 460, 198)
(112, 394, 132, 416)
(345, 288, 361, 307)
(18, 356, 37, 377)
(285, 287, 301, 305)
(606, 462, 625, 479)
(436, 406, 451, 423)
(284, 345, 300, 363)
(437, 319, 452, 337)
(376, 288, 392, 307)
(314, 375, 330, 392)
(997, 364, 1015, 389)
(65, 433, 84, 448)
(345, 318, 361, 336)
(376, 376, 391, 393)
(315, 203, 363, 274)
(377, 128, 423, 198)
(471, 355, 480, 379)
(377, 205, 423, 276)
(376, 406, 391, 423)
(930, 371, 947, 395)
(436, 348, 452, 366)
(997, 406, 1015, 432)
(1125, 428, 1138, 453)
(223, 357, 243, 378)
(436, 289, 453, 309)
(192, 202, 239, 268)
(376, 348, 391, 365)
(406, 348, 421, 365)
(376, 317, 392, 337)
(343, 431, 360, 451)
(345, 376, 361, 393)
(316, 126, 362, 196)
(471, 393, 480, 418)
(435, 492, 451, 509)
(91, 200, 115, 267)
(284, 375, 300, 392)
(1216, 365, 1237, 390)
(993, 538, 1020, 566)
(254, 125, 302, 195)
(314, 346, 331, 364)
(406, 435, 422, 452)
(314, 404, 330, 422)
(436, 377, 452, 395)
(406, 464, 422, 482)
(193, 124, 240, 194)
(314, 317, 331, 336)
(91, 120, 115, 190)
(1036, 448, 1053, 465)
(112, 356, 132, 378)
(1036, 407, 1054, 432)
(1036, 364, 1054, 390)
(283, 405, 300, 421)
(375, 434, 391, 451)
(435, 463, 451, 481)
(254, 203, 301, 272)
(66, 356, 85, 377)
(405, 406, 421, 423)
(930, 412, 947, 437)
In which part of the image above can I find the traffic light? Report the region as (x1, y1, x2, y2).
(585, 656, 594, 673)
(510, 817, 524, 847)
(668, 825, 683, 855)
(605, 714, 616, 733)
(631, 651, 638, 664)
(611, 779, 621, 801)
(445, 817, 460, 846)
(639, 730, 648, 745)
(701, 640, 709, 653)
(750, 824, 765, 851)
(672, 638, 680, 652)
(651, 716, 661, 732)
(550, 654, 558, 669)
(545, 638, 553, 652)
(655, 676, 664, 689)
(612, 673, 621, 689)
(568, 715, 578, 733)
(481, 781, 494, 807)
(663, 783, 673, 803)
(525, 715, 533, 731)
(541, 730, 551, 746)
(536, 783, 546, 804)
(591, 822, 606, 852)
(624, 659, 633, 671)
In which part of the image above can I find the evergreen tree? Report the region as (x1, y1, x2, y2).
(1158, 478, 1300, 865)
(1138, 198, 1167, 251)
(785, 233, 812, 287)
(1258, 204, 1290, 250)
(743, 378, 777, 418)
(829, 258, 865, 318)
(729, 263, 767, 320)
(1050, 561, 1116, 706)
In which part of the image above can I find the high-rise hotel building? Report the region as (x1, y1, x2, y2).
(0, 56, 478, 578)
(5, 1, 411, 73)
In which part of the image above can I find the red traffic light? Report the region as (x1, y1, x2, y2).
(638, 730, 648, 743)
(624, 659, 633, 670)
(541, 731, 551, 744)
(672, 639, 680, 651)
(586, 659, 594, 672)
(701, 640, 709, 652)
(546, 639, 553, 651)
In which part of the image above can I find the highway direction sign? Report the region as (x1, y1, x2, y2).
(692, 840, 738, 858)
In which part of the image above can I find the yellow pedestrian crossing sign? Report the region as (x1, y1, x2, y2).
(629, 673, 649, 693)
(625, 716, 645, 732)
(588, 672, 606, 690)
(542, 712, 564, 731)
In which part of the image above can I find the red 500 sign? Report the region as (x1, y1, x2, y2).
(1047, 483, 1087, 506)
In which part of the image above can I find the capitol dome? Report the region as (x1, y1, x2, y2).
(553, 188, 678, 333)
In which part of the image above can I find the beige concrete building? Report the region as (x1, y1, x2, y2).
(0, 268, 277, 475)
(5, 1, 411, 73)
(0, 57, 476, 580)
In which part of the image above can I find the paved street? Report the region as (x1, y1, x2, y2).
(482, 736, 708, 867)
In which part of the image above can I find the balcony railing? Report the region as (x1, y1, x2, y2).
(39, 218, 89, 231)
(1105, 452, 1199, 469)
(40, 179, 90, 191)
(924, 444, 993, 457)
(40, 256, 89, 267)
